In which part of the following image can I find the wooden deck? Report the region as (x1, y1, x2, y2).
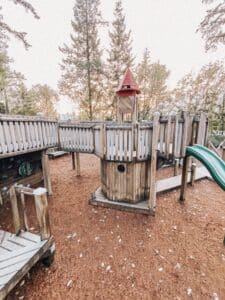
(156, 166, 211, 193)
(0, 230, 53, 300)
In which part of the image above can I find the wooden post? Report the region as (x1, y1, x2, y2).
(75, 152, 81, 176)
(20, 192, 29, 231)
(179, 155, 190, 202)
(190, 162, 196, 186)
(222, 147, 225, 161)
(0, 192, 2, 206)
(33, 187, 51, 240)
(41, 150, 52, 195)
(148, 112, 160, 213)
(72, 152, 76, 170)
(9, 186, 21, 235)
(174, 158, 179, 176)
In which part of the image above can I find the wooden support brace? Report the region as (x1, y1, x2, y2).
(42, 150, 52, 195)
(72, 152, 76, 170)
(174, 159, 179, 176)
(148, 112, 160, 213)
(0, 192, 2, 206)
(190, 163, 196, 186)
(222, 147, 225, 162)
(33, 187, 51, 240)
(179, 155, 191, 202)
(9, 186, 21, 235)
(75, 152, 81, 176)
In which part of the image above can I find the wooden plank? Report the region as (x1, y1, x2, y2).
(148, 113, 160, 212)
(156, 166, 210, 193)
(33, 188, 51, 240)
(75, 153, 81, 176)
(179, 155, 190, 202)
(90, 187, 154, 215)
(9, 187, 21, 235)
(0, 238, 52, 300)
(41, 151, 52, 195)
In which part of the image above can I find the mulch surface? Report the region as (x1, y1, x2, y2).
(3, 154, 225, 299)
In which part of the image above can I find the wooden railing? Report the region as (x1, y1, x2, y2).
(9, 184, 51, 240)
(59, 124, 94, 153)
(0, 115, 58, 159)
(0, 113, 208, 162)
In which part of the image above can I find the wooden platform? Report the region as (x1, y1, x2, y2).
(48, 150, 68, 159)
(90, 167, 211, 215)
(156, 166, 211, 193)
(90, 187, 154, 215)
(0, 230, 54, 300)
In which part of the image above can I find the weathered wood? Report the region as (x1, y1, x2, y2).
(33, 188, 51, 240)
(148, 113, 160, 212)
(156, 166, 210, 193)
(41, 150, 52, 196)
(0, 232, 54, 300)
(91, 187, 154, 215)
(222, 147, 225, 162)
(190, 163, 197, 186)
(75, 152, 81, 176)
(72, 152, 76, 170)
(196, 112, 207, 145)
(179, 155, 191, 202)
(174, 158, 179, 176)
(9, 187, 21, 235)
(20, 192, 29, 231)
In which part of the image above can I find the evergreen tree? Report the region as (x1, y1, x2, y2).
(136, 48, 170, 118)
(106, 0, 134, 118)
(198, 0, 225, 51)
(173, 61, 225, 130)
(59, 0, 105, 120)
(11, 83, 37, 116)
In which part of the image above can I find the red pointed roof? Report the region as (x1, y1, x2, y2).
(116, 68, 141, 97)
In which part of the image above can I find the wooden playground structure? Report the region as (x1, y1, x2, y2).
(0, 69, 219, 298)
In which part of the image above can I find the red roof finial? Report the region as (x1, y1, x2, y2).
(116, 68, 141, 97)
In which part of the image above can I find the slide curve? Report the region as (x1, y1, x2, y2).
(186, 144, 225, 191)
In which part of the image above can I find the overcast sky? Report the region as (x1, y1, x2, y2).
(2, 0, 225, 113)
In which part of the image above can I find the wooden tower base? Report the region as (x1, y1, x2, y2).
(90, 187, 154, 215)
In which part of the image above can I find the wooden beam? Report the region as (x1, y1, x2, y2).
(75, 152, 81, 176)
(222, 147, 225, 162)
(0, 192, 2, 206)
(174, 158, 179, 176)
(72, 152, 76, 170)
(179, 155, 190, 202)
(33, 188, 51, 240)
(148, 112, 160, 212)
(190, 162, 196, 186)
(9, 186, 21, 235)
(41, 150, 52, 195)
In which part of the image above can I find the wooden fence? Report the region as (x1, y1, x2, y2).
(0, 115, 58, 159)
(1, 113, 208, 161)
(59, 124, 94, 153)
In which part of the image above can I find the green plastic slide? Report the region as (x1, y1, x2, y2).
(186, 144, 225, 191)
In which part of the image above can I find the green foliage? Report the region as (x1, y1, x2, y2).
(59, 0, 105, 120)
(105, 0, 134, 119)
(208, 134, 225, 147)
(136, 48, 170, 119)
(30, 84, 59, 118)
(198, 0, 225, 51)
(173, 61, 225, 129)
